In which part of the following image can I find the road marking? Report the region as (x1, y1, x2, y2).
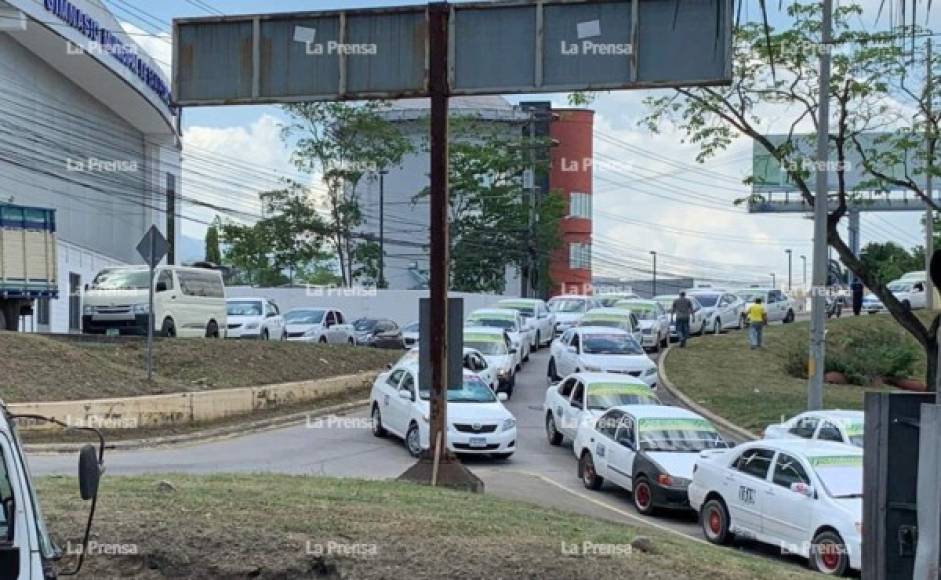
(483, 467, 711, 546)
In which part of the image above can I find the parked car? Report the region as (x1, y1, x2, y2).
(464, 326, 518, 396)
(654, 294, 707, 339)
(83, 265, 226, 338)
(862, 293, 885, 314)
(547, 294, 600, 336)
(225, 297, 285, 340)
(613, 299, 670, 352)
(577, 308, 643, 345)
(284, 308, 354, 344)
(369, 360, 517, 459)
(689, 439, 863, 575)
(402, 321, 419, 348)
(395, 346, 498, 391)
(466, 308, 531, 366)
(573, 405, 727, 514)
(688, 290, 746, 334)
(548, 326, 658, 389)
(353, 318, 405, 349)
(544, 372, 660, 445)
(763, 410, 864, 448)
(496, 298, 555, 350)
(595, 292, 639, 307)
(734, 288, 796, 324)
(886, 278, 927, 310)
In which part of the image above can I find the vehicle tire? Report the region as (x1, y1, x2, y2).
(713, 319, 721, 335)
(535, 332, 541, 351)
(546, 413, 563, 446)
(492, 453, 513, 460)
(405, 422, 423, 458)
(632, 476, 656, 515)
(371, 405, 387, 438)
(506, 373, 516, 398)
(784, 309, 795, 323)
(579, 451, 603, 490)
(548, 358, 561, 382)
(319, 336, 327, 344)
(809, 530, 850, 576)
(349, 338, 355, 346)
(523, 348, 530, 363)
(701, 498, 733, 545)
(161, 317, 176, 338)
(206, 320, 221, 338)
(262, 328, 270, 341)
(661, 334, 668, 348)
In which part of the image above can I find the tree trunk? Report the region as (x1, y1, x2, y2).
(928, 337, 939, 396)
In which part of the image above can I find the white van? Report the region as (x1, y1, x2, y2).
(887, 277, 927, 310)
(82, 266, 226, 338)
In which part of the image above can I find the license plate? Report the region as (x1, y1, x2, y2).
(106, 328, 120, 337)
(469, 437, 487, 448)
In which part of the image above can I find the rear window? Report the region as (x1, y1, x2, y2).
(178, 270, 224, 298)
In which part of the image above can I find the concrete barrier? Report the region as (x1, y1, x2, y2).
(11, 371, 377, 431)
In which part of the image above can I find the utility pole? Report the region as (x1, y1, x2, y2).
(378, 169, 388, 289)
(926, 39, 935, 311)
(785, 249, 793, 291)
(808, 0, 833, 411)
(801, 254, 807, 287)
(650, 251, 657, 297)
(771, 272, 776, 289)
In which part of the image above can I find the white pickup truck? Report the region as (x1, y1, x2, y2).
(0, 402, 105, 579)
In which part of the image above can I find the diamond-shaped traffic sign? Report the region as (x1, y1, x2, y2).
(137, 225, 169, 268)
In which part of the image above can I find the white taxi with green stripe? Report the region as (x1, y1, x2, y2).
(763, 410, 864, 448)
(496, 298, 555, 349)
(466, 308, 531, 368)
(578, 308, 642, 345)
(543, 372, 661, 445)
(463, 326, 518, 397)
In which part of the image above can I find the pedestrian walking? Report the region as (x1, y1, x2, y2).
(851, 279, 863, 316)
(747, 297, 768, 349)
(672, 291, 693, 348)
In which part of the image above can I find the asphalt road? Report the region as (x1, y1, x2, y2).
(29, 341, 800, 568)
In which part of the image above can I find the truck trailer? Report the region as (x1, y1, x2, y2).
(0, 205, 57, 331)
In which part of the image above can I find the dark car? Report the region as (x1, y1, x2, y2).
(353, 318, 405, 349)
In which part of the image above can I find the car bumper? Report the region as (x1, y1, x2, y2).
(650, 482, 691, 510)
(447, 428, 517, 454)
(82, 314, 149, 335)
(640, 334, 658, 347)
(227, 328, 262, 339)
(286, 335, 317, 342)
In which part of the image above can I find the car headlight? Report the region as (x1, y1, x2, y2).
(502, 418, 517, 431)
(83, 305, 95, 315)
(644, 367, 657, 376)
(132, 303, 149, 314)
(245, 322, 259, 330)
(658, 474, 691, 488)
(304, 327, 320, 337)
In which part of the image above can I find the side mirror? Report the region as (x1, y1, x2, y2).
(155, 281, 168, 293)
(566, 345, 577, 353)
(78, 444, 101, 501)
(398, 389, 413, 401)
(266, 311, 277, 318)
(497, 392, 509, 402)
(789, 482, 815, 498)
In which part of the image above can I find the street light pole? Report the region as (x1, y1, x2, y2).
(378, 169, 388, 289)
(650, 251, 657, 297)
(808, 0, 834, 411)
(785, 249, 793, 291)
(801, 255, 807, 287)
(771, 272, 776, 289)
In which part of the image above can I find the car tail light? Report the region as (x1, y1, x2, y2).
(657, 474, 673, 486)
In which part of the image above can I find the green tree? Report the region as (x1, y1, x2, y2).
(641, 3, 941, 385)
(204, 221, 222, 264)
(860, 242, 922, 285)
(280, 102, 412, 286)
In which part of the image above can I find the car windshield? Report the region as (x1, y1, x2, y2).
(621, 304, 657, 320)
(810, 456, 863, 498)
(502, 303, 535, 316)
(581, 317, 627, 330)
(226, 301, 263, 316)
(693, 294, 719, 307)
(465, 340, 507, 355)
(284, 310, 325, 324)
(402, 322, 419, 333)
(587, 386, 657, 410)
(581, 334, 644, 355)
(353, 319, 377, 331)
(90, 269, 150, 290)
(888, 282, 911, 292)
(419, 375, 497, 402)
(736, 292, 762, 302)
(597, 296, 630, 307)
(550, 299, 586, 313)
(468, 316, 516, 331)
(637, 418, 724, 452)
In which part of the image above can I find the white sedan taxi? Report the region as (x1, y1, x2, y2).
(614, 299, 670, 352)
(763, 410, 864, 448)
(464, 326, 518, 396)
(543, 372, 660, 445)
(466, 308, 531, 366)
(573, 405, 727, 514)
(370, 361, 517, 459)
(689, 439, 863, 575)
(548, 327, 658, 389)
(394, 346, 498, 392)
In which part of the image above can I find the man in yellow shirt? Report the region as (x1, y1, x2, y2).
(746, 297, 768, 349)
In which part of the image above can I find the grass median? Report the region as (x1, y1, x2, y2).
(662, 314, 921, 433)
(38, 474, 817, 580)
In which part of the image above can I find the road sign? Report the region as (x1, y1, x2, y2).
(136, 226, 169, 268)
(172, 0, 732, 106)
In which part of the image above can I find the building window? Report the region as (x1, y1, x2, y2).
(569, 243, 591, 269)
(569, 192, 592, 218)
(37, 299, 50, 326)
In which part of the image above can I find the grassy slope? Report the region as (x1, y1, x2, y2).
(662, 315, 916, 433)
(0, 332, 399, 402)
(38, 474, 816, 580)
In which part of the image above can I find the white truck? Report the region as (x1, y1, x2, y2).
(0, 205, 58, 331)
(0, 402, 105, 579)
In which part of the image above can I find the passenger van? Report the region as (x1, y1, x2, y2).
(82, 266, 226, 337)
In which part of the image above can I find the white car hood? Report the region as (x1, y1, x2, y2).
(579, 353, 655, 372)
(637, 320, 657, 330)
(554, 312, 583, 324)
(646, 451, 700, 479)
(484, 354, 514, 371)
(418, 400, 513, 423)
(228, 315, 262, 325)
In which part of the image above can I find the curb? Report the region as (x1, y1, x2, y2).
(25, 399, 370, 454)
(657, 345, 757, 442)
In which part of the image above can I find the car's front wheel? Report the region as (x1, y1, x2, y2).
(405, 422, 422, 458)
(712, 319, 721, 334)
(632, 476, 656, 515)
(547, 358, 560, 382)
(784, 309, 796, 323)
(809, 530, 850, 576)
(579, 452, 603, 490)
(371, 405, 386, 438)
(701, 498, 733, 545)
(546, 413, 563, 446)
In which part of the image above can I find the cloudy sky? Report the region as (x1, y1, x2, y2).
(114, 0, 941, 287)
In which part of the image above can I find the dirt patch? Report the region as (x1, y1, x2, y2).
(37, 475, 817, 580)
(0, 332, 399, 403)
